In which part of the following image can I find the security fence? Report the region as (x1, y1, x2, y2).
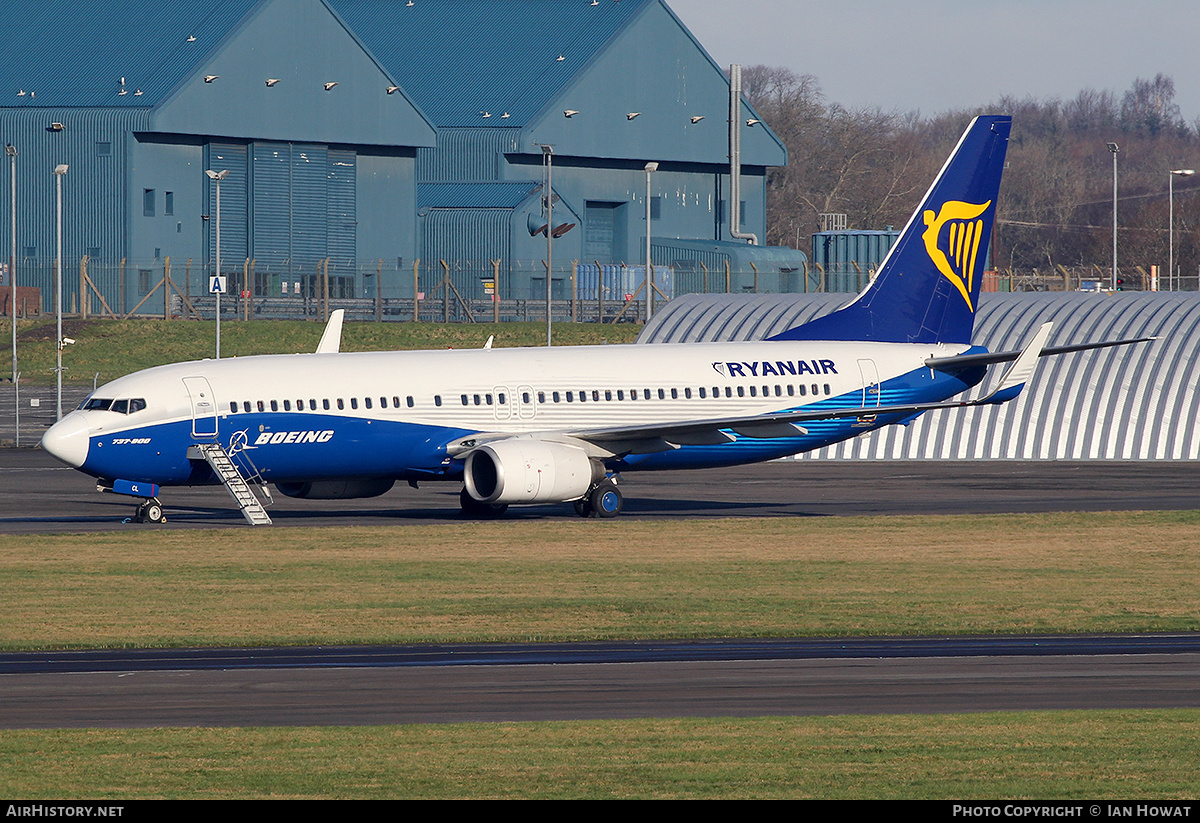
(5, 256, 814, 324)
(4, 256, 1196, 323)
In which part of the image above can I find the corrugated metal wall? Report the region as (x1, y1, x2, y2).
(0, 108, 149, 309)
(639, 292, 1198, 460)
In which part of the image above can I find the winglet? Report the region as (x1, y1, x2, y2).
(315, 309, 345, 354)
(980, 322, 1052, 404)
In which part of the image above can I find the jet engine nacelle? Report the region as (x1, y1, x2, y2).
(464, 439, 599, 505)
(275, 478, 396, 500)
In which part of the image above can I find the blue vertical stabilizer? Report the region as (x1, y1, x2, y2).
(771, 115, 1011, 344)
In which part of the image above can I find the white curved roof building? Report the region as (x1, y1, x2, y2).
(639, 292, 1198, 460)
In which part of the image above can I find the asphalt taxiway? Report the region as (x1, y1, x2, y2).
(2, 636, 1198, 728)
(3, 448, 1199, 533)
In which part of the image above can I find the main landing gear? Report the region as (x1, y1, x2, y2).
(573, 477, 623, 519)
(458, 476, 625, 519)
(459, 487, 509, 519)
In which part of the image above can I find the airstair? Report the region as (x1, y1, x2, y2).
(188, 442, 273, 525)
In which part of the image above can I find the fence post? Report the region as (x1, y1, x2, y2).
(322, 258, 330, 322)
(164, 257, 171, 319)
(492, 259, 501, 323)
(593, 260, 604, 323)
(725, 260, 731, 293)
(412, 258, 421, 322)
(441, 260, 450, 323)
(78, 255, 86, 319)
(375, 259, 383, 322)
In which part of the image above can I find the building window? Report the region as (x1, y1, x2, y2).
(143, 189, 155, 217)
(164, 192, 174, 216)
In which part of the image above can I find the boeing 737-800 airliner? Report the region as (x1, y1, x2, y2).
(39, 115, 1147, 524)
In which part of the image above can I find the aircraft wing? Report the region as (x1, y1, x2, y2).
(448, 325, 1056, 458)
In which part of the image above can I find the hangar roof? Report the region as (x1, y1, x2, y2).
(332, 0, 786, 166)
(332, 0, 649, 127)
(1, 0, 264, 108)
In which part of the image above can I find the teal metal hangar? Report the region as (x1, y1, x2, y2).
(0, 0, 805, 314)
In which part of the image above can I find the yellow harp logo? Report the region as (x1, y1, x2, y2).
(921, 199, 990, 312)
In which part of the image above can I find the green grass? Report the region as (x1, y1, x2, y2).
(3, 512, 1199, 650)
(2, 711, 1198, 799)
(2, 316, 642, 385)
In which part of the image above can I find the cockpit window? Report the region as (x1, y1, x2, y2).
(80, 397, 146, 414)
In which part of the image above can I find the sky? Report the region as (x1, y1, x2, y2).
(667, 0, 1200, 124)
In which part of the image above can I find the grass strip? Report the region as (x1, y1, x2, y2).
(1, 711, 1198, 799)
(3, 318, 642, 386)
(3, 511, 1199, 650)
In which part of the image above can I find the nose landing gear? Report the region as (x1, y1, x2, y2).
(98, 480, 167, 524)
(133, 498, 166, 524)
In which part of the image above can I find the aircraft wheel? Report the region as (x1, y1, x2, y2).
(573, 498, 592, 518)
(144, 501, 165, 524)
(460, 487, 508, 519)
(588, 482, 623, 518)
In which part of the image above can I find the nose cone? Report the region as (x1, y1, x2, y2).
(42, 412, 90, 468)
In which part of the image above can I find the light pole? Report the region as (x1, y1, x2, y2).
(7, 144, 15, 387)
(206, 169, 229, 358)
(7, 144, 16, 447)
(1107, 142, 1119, 292)
(537, 144, 553, 346)
(52, 164, 67, 420)
(1169, 169, 1194, 292)
(644, 161, 658, 322)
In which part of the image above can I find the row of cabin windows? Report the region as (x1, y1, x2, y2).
(230, 395, 416, 414)
(227, 383, 833, 415)
(533, 384, 833, 403)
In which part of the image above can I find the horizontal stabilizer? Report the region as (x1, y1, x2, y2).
(926, 335, 1157, 371)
